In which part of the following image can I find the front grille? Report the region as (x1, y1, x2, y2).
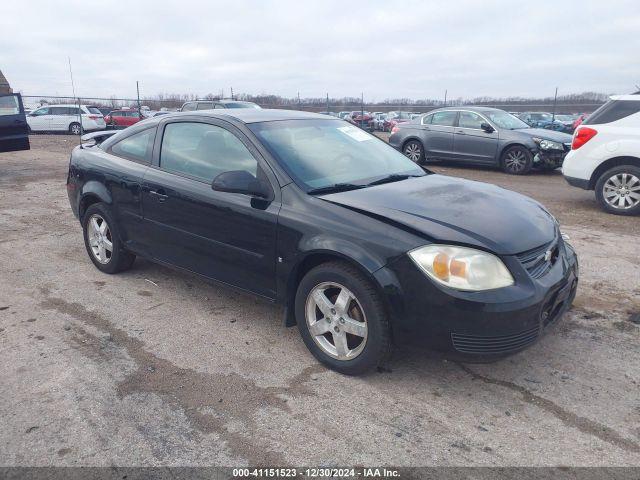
(451, 326, 540, 354)
(516, 239, 559, 279)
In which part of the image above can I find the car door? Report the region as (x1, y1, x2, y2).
(49, 106, 72, 131)
(0, 93, 30, 152)
(140, 118, 280, 299)
(100, 126, 156, 251)
(27, 106, 52, 131)
(420, 111, 457, 159)
(452, 111, 499, 164)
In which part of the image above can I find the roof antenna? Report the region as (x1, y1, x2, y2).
(68, 57, 83, 149)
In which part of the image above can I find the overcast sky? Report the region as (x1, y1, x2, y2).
(2, 0, 639, 101)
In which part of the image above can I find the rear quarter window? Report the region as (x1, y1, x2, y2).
(584, 100, 640, 125)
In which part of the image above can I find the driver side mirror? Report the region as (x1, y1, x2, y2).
(212, 170, 271, 199)
(480, 122, 495, 133)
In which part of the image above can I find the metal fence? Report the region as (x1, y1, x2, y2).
(21, 94, 605, 115)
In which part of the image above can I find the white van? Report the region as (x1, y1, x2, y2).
(27, 104, 106, 134)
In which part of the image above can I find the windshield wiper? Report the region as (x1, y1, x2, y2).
(366, 173, 423, 187)
(307, 183, 366, 195)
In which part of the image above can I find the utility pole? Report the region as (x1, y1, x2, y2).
(68, 57, 83, 146)
(552, 87, 558, 122)
(326, 93, 329, 113)
(361, 92, 364, 126)
(443, 89, 448, 107)
(230, 87, 234, 100)
(136, 81, 141, 118)
(297, 91, 301, 109)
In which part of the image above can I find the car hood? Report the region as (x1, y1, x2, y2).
(320, 175, 556, 255)
(513, 128, 573, 143)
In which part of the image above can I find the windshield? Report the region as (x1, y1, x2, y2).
(225, 102, 261, 109)
(484, 111, 529, 130)
(249, 119, 425, 190)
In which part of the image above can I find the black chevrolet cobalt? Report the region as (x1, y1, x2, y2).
(66, 109, 578, 375)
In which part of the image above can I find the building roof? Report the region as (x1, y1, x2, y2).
(0, 70, 12, 94)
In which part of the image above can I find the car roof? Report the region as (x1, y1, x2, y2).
(145, 108, 335, 124)
(610, 94, 640, 101)
(427, 106, 508, 113)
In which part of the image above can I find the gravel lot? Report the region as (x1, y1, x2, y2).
(1, 134, 638, 467)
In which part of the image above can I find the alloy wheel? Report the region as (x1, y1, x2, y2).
(504, 149, 527, 173)
(404, 142, 422, 162)
(87, 214, 113, 264)
(70, 124, 81, 135)
(603, 173, 640, 210)
(305, 282, 368, 360)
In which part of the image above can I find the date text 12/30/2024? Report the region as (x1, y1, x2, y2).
(232, 468, 400, 477)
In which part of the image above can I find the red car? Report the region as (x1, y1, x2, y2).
(346, 111, 374, 130)
(572, 113, 589, 131)
(383, 111, 413, 132)
(104, 109, 142, 127)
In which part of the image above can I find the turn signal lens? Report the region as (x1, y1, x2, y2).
(571, 127, 597, 150)
(409, 245, 514, 291)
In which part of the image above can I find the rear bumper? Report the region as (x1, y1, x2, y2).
(376, 240, 578, 360)
(564, 175, 591, 190)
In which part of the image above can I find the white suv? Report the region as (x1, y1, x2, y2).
(563, 94, 640, 215)
(27, 104, 106, 134)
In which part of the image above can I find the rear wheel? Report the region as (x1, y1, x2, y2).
(501, 146, 533, 175)
(595, 165, 640, 216)
(295, 262, 391, 375)
(69, 122, 81, 135)
(82, 203, 136, 273)
(403, 140, 425, 164)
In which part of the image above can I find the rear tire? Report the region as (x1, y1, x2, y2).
(69, 122, 81, 135)
(501, 146, 533, 175)
(403, 140, 425, 164)
(82, 203, 136, 273)
(594, 165, 640, 216)
(295, 261, 391, 375)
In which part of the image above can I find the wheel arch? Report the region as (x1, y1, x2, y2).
(589, 156, 640, 189)
(283, 249, 391, 328)
(498, 142, 534, 161)
(79, 181, 112, 220)
(401, 136, 424, 151)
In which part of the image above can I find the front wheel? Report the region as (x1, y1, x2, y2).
(595, 165, 640, 216)
(295, 262, 391, 375)
(501, 146, 533, 175)
(403, 140, 425, 164)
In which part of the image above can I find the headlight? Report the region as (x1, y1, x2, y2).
(532, 137, 563, 151)
(408, 245, 514, 291)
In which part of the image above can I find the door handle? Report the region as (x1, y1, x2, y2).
(455, 130, 465, 134)
(149, 189, 168, 202)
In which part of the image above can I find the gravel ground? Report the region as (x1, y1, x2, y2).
(0, 135, 638, 467)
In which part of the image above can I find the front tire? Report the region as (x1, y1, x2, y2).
(595, 165, 640, 216)
(403, 140, 425, 164)
(82, 203, 136, 273)
(501, 146, 533, 175)
(295, 262, 391, 375)
(69, 122, 81, 135)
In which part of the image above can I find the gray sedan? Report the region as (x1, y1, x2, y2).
(388, 107, 573, 174)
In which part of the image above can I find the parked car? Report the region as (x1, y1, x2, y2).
(97, 107, 114, 117)
(346, 111, 373, 130)
(383, 111, 413, 132)
(554, 114, 578, 132)
(66, 109, 578, 375)
(389, 107, 573, 174)
(563, 94, 640, 215)
(0, 92, 30, 152)
(180, 99, 261, 111)
(337, 111, 351, 120)
(104, 110, 143, 128)
(27, 104, 106, 134)
(519, 112, 554, 128)
(371, 112, 388, 131)
(572, 113, 589, 131)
